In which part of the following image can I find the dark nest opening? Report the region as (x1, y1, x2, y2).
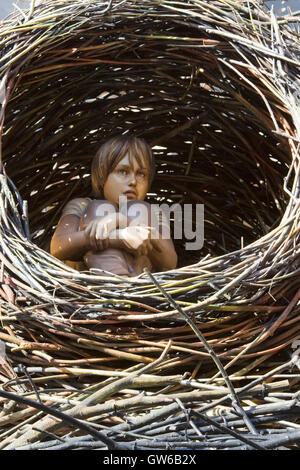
(0, 0, 299, 450)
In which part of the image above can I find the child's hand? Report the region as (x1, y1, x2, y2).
(84, 213, 127, 251)
(118, 226, 154, 257)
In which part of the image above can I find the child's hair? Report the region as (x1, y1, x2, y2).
(91, 135, 156, 197)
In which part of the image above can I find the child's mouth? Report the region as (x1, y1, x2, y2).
(124, 190, 137, 198)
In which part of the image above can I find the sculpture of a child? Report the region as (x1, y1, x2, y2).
(50, 135, 177, 276)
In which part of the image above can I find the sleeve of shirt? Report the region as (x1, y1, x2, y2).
(61, 198, 91, 219)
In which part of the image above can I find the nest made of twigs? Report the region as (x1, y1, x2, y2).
(0, 0, 299, 450)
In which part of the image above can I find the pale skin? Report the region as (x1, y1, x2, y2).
(50, 153, 177, 276)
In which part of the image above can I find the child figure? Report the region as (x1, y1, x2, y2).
(50, 135, 177, 277)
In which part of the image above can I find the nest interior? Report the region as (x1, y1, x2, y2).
(0, 0, 299, 449)
(1, 0, 298, 263)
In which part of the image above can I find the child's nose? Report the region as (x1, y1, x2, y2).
(128, 172, 137, 185)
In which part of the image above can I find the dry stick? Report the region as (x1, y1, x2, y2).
(49, 378, 290, 424)
(132, 394, 300, 434)
(190, 408, 266, 451)
(17, 364, 42, 404)
(79, 339, 172, 407)
(103, 388, 298, 445)
(0, 0, 298, 444)
(0, 388, 125, 450)
(0, 409, 45, 446)
(209, 319, 272, 381)
(196, 355, 299, 417)
(144, 268, 261, 438)
(0, 383, 294, 448)
(2, 341, 172, 449)
(259, 288, 300, 341)
(175, 397, 203, 439)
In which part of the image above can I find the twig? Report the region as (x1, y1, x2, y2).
(145, 268, 260, 436)
(0, 388, 127, 450)
(17, 364, 42, 404)
(191, 409, 265, 450)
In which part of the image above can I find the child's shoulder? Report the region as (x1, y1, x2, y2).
(61, 197, 92, 218)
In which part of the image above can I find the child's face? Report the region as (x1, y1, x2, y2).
(103, 153, 150, 205)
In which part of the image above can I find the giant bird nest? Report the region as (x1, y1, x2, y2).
(0, 0, 299, 451)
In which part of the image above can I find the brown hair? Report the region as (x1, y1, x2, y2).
(91, 135, 156, 197)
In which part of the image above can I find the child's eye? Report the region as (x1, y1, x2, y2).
(118, 169, 128, 175)
(137, 171, 146, 178)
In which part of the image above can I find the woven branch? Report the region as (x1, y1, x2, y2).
(0, 0, 299, 450)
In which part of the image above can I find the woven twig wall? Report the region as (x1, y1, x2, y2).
(0, 0, 299, 450)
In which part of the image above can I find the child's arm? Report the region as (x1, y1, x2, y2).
(50, 214, 90, 261)
(125, 204, 178, 271)
(51, 212, 129, 261)
(50, 198, 96, 261)
(51, 196, 130, 261)
(83, 212, 128, 250)
(107, 224, 177, 272)
(51, 199, 177, 272)
(51, 213, 177, 271)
